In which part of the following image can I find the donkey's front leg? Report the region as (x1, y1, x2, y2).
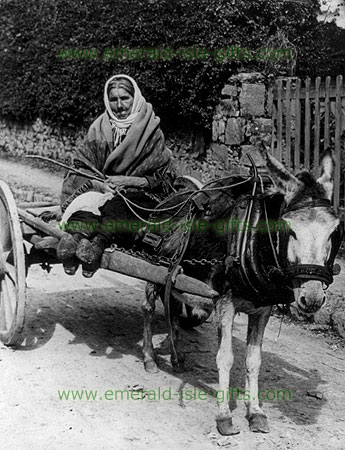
(245, 306, 272, 433)
(142, 282, 159, 373)
(215, 294, 239, 435)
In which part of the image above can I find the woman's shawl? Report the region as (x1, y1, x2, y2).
(61, 102, 173, 215)
(76, 101, 171, 177)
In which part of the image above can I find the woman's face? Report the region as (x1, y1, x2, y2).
(108, 87, 134, 119)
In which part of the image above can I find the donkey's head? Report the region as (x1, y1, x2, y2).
(265, 149, 342, 314)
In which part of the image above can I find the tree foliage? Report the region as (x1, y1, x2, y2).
(0, 0, 344, 131)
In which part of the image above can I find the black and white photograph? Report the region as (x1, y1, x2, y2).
(1, 1, 345, 448)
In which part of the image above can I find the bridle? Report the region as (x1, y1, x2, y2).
(224, 156, 343, 305)
(277, 199, 343, 290)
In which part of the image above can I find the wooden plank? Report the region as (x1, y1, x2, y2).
(285, 79, 292, 168)
(314, 77, 321, 177)
(272, 84, 345, 100)
(304, 77, 311, 170)
(101, 250, 219, 298)
(20, 222, 38, 236)
(18, 208, 66, 240)
(26, 205, 60, 217)
(294, 78, 301, 171)
(324, 76, 331, 150)
(16, 202, 59, 209)
(18, 207, 220, 297)
(334, 75, 343, 212)
(277, 79, 283, 161)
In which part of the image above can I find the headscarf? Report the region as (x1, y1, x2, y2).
(104, 74, 145, 148)
(73, 73, 170, 177)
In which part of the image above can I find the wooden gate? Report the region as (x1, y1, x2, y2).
(271, 75, 345, 212)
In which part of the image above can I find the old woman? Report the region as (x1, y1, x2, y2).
(57, 74, 175, 277)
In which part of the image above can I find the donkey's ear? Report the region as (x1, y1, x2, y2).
(316, 149, 334, 201)
(264, 150, 303, 204)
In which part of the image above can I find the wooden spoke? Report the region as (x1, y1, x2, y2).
(0, 181, 26, 345)
(2, 248, 13, 263)
(2, 276, 15, 326)
(5, 262, 17, 286)
(0, 285, 7, 331)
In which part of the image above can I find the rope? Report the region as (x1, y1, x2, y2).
(120, 197, 176, 226)
(114, 177, 254, 227)
(198, 177, 252, 193)
(115, 189, 190, 212)
(116, 177, 253, 217)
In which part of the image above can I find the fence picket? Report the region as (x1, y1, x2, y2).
(272, 75, 344, 213)
(286, 79, 291, 167)
(324, 76, 331, 150)
(314, 77, 321, 177)
(294, 78, 301, 171)
(334, 75, 343, 211)
(305, 77, 311, 170)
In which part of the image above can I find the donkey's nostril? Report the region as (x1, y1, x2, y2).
(300, 296, 307, 307)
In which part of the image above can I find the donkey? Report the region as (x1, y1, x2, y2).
(140, 149, 342, 435)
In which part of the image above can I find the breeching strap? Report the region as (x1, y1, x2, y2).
(164, 205, 195, 368)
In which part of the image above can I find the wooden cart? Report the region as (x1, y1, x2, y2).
(0, 180, 219, 346)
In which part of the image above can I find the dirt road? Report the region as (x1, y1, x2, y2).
(1, 156, 345, 450)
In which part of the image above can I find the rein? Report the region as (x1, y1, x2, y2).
(114, 176, 254, 227)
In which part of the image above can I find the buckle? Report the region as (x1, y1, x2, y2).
(142, 232, 163, 249)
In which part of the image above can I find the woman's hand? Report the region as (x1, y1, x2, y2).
(91, 179, 114, 193)
(106, 176, 149, 189)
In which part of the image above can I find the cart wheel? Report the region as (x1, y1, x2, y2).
(179, 304, 212, 329)
(0, 181, 26, 345)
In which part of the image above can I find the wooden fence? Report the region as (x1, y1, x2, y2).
(271, 75, 345, 212)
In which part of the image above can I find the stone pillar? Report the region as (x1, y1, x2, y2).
(212, 72, 273, 175)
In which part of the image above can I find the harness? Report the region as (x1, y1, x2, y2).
(226, 163, 343, 305)
(111, 159, 343, 312)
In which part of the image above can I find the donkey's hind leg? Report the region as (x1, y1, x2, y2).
(215, 294, 240, 435)
(245, 306, 272, 433)
(166, 292, 185, 372)
(142, 282, 159, 373)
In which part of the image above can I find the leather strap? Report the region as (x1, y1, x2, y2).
(164, 208, 195, 367)
(284, 264, 333, 286)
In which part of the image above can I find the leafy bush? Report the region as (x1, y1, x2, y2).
(0, 0, 344, 132)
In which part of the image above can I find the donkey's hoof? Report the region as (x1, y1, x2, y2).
(144, 360, 159, 373)
(216, 417, 240, 436)
(248, 414, 270, 433)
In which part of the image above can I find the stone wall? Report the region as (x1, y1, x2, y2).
(211, 72, 273, 175)
(0, 118, 85, 163)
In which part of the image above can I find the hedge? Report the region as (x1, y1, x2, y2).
(0, 0, 344, 132)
